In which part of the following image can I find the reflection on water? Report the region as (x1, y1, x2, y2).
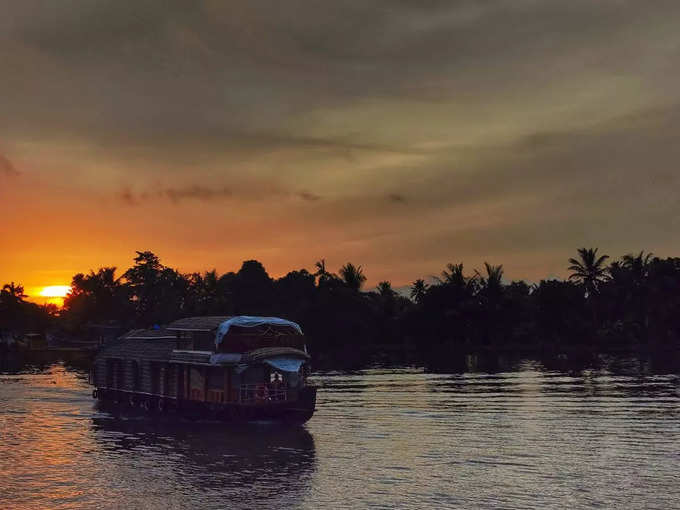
(1, 355, 679, 509)
(91, 418, 316, 507)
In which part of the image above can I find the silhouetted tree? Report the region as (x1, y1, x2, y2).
(410, 279, 428, 304)
(376, 281, 394, 297)
(439, 263, 466, 287)
(476, 263, 504, 295)
(533, 279, 588, 343)
(275, 269, 316, 318)
(6, 247, 680, 365)
(568, 248, 610, 296)
(1, 282, 27, 303)
(339, 263, 366, 292)
(123, 251, 189, 326)
(63, 267, 131, 329)
(474, 263, 505, 344)
(622, 251, 654, 277)
(232, 260, 274, 315)
(314, 259, 330, 285)
(1, 282, 53, 335)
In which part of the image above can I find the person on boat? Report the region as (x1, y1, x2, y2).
(271, 372, 282, 390)
(256, 383, 269, 401)
(267, 372, 284, 400)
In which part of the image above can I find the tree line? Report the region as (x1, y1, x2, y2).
(2, 249, 679, 362)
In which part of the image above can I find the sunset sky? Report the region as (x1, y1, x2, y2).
(2, 1, 680, 300)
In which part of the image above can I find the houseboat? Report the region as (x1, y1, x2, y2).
(91, 316, 317, 424)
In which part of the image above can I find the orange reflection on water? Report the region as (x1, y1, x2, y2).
(0, 363, 92, 508)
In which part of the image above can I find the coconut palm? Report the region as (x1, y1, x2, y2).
(314, 259, 327, 278)
(568, 248, 610, 296)
(376, 281, 395, 298)
(410, 279, 428, 303)
(314, 259, 331, 286)
(622, 251, 653, 279)
(339, 263, 366, 291)
(437, 262, 478, 293)
(1, 282, 27, 303)
(475, 263, 504, 293)
(439, 263, 466, 287)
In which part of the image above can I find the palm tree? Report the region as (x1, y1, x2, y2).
(410, 279, 428, 303)
(475, 263, 504, 293)
(622, 251, 653, 279)
(314, 259, 326, 276)
(314, 259, 330, 286)
(339, 263, 366, 291)
(436, 262, 478, 293)
(376, 281, 395, 298)
(568, 248, 610, 296)
(1, 282, 27, 303)
(439, 263, 466, 287)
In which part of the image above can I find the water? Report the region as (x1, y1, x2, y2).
(1, 357, 679, 509)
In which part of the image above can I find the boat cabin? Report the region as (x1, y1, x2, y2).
(92, 316, 314, 420)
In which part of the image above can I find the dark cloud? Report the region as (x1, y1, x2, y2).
(0, 153, 18, 176)
(4, 1, 678, 148)
(118, 184, 323, 205)
(298, 191, 321, 202)
(164, 185, 233, 204)
(118, 187, 136, 205)
(117, 185, 233, 205)
(3, 1, 680, 284)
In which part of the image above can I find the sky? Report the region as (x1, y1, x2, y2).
(1, 0, 680, 300)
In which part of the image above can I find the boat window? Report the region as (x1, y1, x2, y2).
(106, 359, 114, 388)
(189, 367, 205, 400)
(151, 362, 160, 394)
(111, 359, 124, 389)
(177, 365, 185, 399)
(206, 367, 225, 403)
(161, 364, 170, 396)
(131, 360, 140, 391)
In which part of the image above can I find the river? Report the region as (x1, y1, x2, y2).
(1, 355, 678, 509)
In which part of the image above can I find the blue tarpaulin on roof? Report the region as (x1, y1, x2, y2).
(209, 353, 242, 365)
(263, 356, 305, 373)
(215, 316, 303, 347)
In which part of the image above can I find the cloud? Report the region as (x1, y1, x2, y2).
(297, 191, 321, 202)
(118, 184, 322, 205)
(3, 1, 680, 286)
(164, 185, 233, 203)
(4, 0, 678, 149)
(0, 153, 18, 176)
(117, 185, 232, 205)
(118, 187, 136, 205)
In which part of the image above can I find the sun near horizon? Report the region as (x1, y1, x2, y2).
(36, 285, 71, 307)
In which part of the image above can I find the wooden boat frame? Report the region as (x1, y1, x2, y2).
(91, 316, 317, 424)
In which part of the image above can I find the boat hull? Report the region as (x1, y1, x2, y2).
(93, 386, 317, 425)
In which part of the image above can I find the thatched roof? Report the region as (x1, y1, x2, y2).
(121, 328, 176, 340)
(166, 316, 233, 331)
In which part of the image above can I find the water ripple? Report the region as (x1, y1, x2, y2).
(1, 361, 679, 509)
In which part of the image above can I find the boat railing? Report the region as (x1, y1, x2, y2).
(239, 384, 287, 404)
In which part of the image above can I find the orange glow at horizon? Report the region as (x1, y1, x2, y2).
(39, 285, 72, 298)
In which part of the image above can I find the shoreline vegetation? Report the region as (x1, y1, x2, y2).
(2, 249, 679, 368)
